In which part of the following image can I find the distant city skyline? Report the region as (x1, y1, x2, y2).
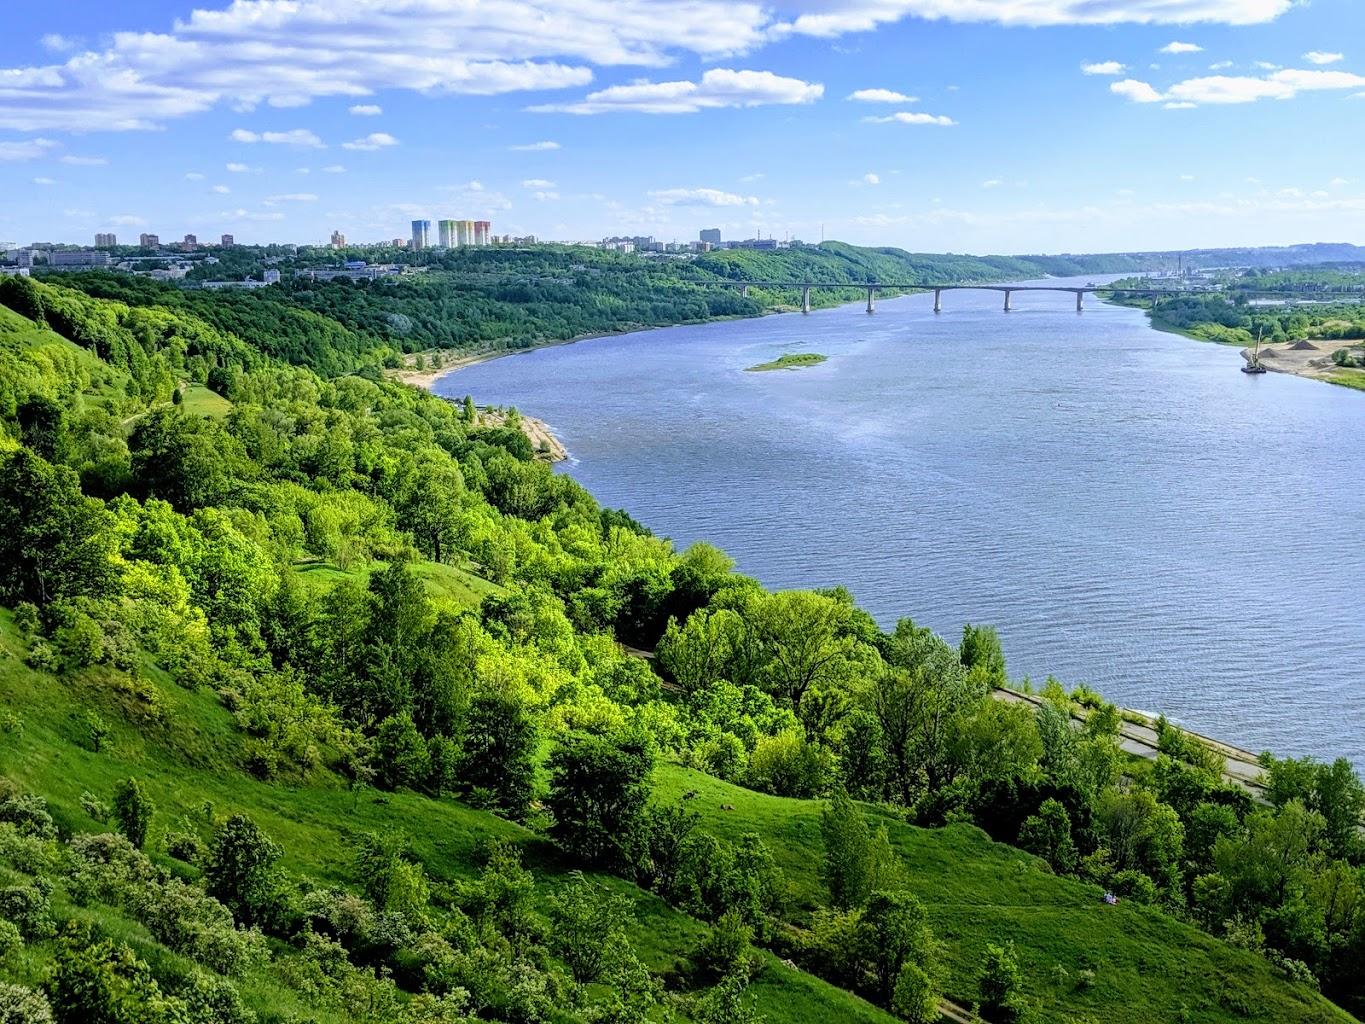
(2, 1, 1363, 253)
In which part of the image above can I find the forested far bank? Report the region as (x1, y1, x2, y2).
(0, 271, 1362, 1024)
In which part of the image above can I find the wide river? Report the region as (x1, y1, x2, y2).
(438, 277, 1365, 765)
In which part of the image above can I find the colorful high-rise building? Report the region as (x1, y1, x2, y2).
(410, 219, 430, 250)
(474, 220, 490, 246)
(437, 219, 457, 247)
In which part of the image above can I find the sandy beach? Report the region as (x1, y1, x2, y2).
(1243, 338, 1365, 389)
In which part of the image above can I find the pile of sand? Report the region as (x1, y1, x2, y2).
(1289, 340, 1320, 351)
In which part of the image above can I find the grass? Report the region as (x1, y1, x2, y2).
(293, 557, 504, 612)
(652, 762, 1354, 1024)
(1326, 368, 1365, 392)
(0, 610, 899, 1024)
(745, 352, 828, 372)
(177, 383, 233, 419)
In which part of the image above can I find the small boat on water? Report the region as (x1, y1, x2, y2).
(1242, 327, 1268, 374)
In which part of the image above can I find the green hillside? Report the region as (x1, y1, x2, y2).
(0, 275, 1362, 1024)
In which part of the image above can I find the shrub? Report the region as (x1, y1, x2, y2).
(112, 778, 154, 850)
(0, 982, 53, 1024)
(689, 909, 754, 983)
(0, 919, 23, 960)
(981, 941, 1027, 1022)
(0, 793, 56, 841)
(205, 814, 282, 929)
(891, 960, 937, 1024)
(135, 879, 268, 977)
(374, 714, 430, 791)
(0, 883, 53, 940)
(79, 792, 111, 823)
(747, 730, 828, 798)
(546, 729, 654, 871)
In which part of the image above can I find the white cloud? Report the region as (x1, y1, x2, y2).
(1208, 61, 1233, 70)
(532, 191, 560, 201)
(220, 208, 286, 222)
(1081, 61, 1126, 76)
(863, 111, 956, 125)
(226, 162, 252, 172)
(532, 68, 822, 114)
(649, 187, 760, 207)
(847, 88, 917, 102)
(230, 128, 325, 148)
(1161, 41, 1205, 54)
(1329, 177, 1350, 186)
(739, 172, 764, 182)
(863, 172, 880, 185)
(522, 178, 557, 188)
(1303, 52, 1344, 65)
(0, 137, 58, 161)
(264, 193, 318, 204)
(349, 104, 383, 115)
(1113, 67, 1365, 105)
(32, 177, 56, 186)
(107, 214, 145, 226)
(212, 184, 231, 194)
(322, 164, 347, 173)
(1254, 61, 1281, 70)
(776, 0, 1288, 36)
(510, 140, 560, 151)
(342, 132, 398, 151)
(40, 34, 81, 54)
(59, 154, 107, 165)
(981, 179, 1002, 188)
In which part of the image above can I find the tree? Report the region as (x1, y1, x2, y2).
(458, 691, 538, 818)
(1018, 799, 1077, 874)
(205, 814, 282, 928)
(858, 890, 936, 1004)
(47, 925, 183, 1024)
(546, 729, 654, 870)
(0, 450, 117, 606)
(373, 713, 430, 791)
(547, 872, 634, 984)
(821, 790, 899, 909)
(959, 624, 1006, 688)
(129, 407, 234, 511)
(693, 972, 762, 1024)
(111, 779, 154, 851)
(17, 396, 68, 464)
(891, 961, 937, 1024)
(980, 941, 1025, 1022)
(750, 590, 860, 712)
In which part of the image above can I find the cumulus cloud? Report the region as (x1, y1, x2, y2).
(1082, 61, 1126, 75)
(59, 154, 107, 165)
(863, 172, 880, 185)
(1160, 41, 1204, 54)
(0, 137, 59, 161)
(1303, 51, 1344, 65)
(342, 132, 398, 150)
(349, 104, 383, 115)
(1112, 67, 1365, 105)
(32, 176, 56, 186)
(220, 208, 286, 222)
(530, 68, 822, 114)
(522, 178, 556, 188)
(863, 111, 956, 125)
(511, 140, 560, 151)
(322, 164, 347, 173)
(847, 88, 917, 102)
(230, 128, 325, 148)
(212, 184, 231, 194)
(226, 162, 252, 172)
(185, 172, 205, 180)
(649, 187, 760, 207)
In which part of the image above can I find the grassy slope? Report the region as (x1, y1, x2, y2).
(0, 609, 898, 1024)
(653, 765, 1352, 1024)
(0, 301, 132, 408)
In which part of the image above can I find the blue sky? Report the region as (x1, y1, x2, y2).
(1, 0, 1363, 253)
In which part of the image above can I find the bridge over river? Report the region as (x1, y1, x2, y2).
(717, 280, 1363, 314)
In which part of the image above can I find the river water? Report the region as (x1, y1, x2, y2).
(438, 277, 1365, 765)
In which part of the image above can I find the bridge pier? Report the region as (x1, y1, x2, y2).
(933, 288, 942, 313)
(801, 285, 812, 315)
(1076, 291, 1083, 313)
(1003, 290, 1013, 313)
(865, 286, 876, 314)
(739, 284, 749, 299)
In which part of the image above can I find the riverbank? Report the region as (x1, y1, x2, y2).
(1243, 339, 1365, 390)
(473, 406, 569, 462)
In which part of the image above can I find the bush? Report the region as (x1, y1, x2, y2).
(689, 910, 754, 983)
(135, 879, 268, 977)
(79, 792, 111, 823)
(747, 730, 828, 798)
(546, 729, 654, 871)
(0, 883, 53, 940)
(374, 714, 430, 791)
(0, 919, 23, 961)
(981, 941, 1027, 1022)
(0, 793, 56, 841)
(891, 960, 937, 1024)
(0, 983, 53, 1024)
(205, 814, 283, 929)
(112, 778, 154, 850)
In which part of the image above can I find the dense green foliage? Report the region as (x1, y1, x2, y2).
(0, 272, 1361, 1024)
